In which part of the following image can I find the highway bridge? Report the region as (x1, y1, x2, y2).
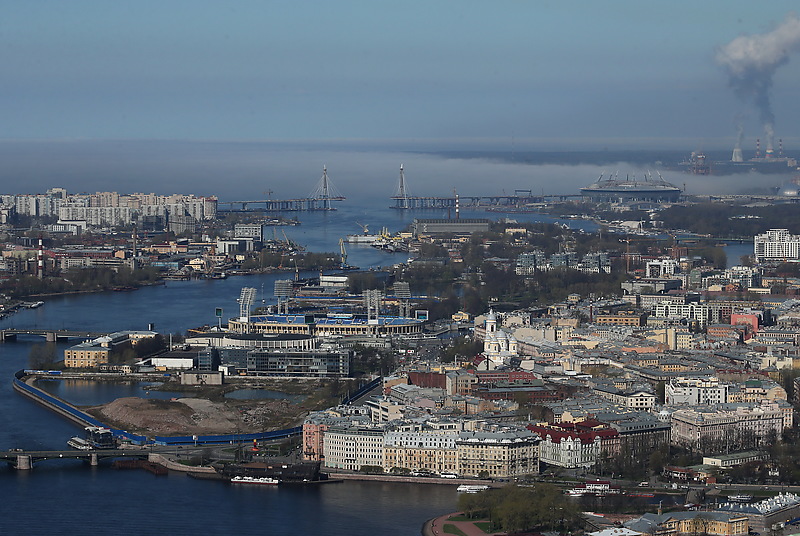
(0, 449, 148, 470)
(219, 197, 344, 212)
(0, 329, 104, 342)
(390, 193, 582, 210)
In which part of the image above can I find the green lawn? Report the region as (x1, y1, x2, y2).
(442, 524, 468, 536)
(474, 521, 494, 533)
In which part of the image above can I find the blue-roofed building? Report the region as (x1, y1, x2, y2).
(228, 312, 424, 337)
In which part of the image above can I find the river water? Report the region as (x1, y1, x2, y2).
(0, 204, 747, 534)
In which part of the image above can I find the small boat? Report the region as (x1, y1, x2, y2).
(728, 495, 753, 503)
(231, 476, 280, 486)
(457, 485, 490, 494)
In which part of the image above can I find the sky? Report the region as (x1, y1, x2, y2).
(2, 1, 800, 150)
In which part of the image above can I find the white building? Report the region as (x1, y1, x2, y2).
(754, 229, 800, 263)
(666, 377, 730, 406)
(536, 433, 600, 469)
(482, 310, 519, 367)
(646, 259, 678, 278)
(654, 302, 711, 328)
(322, 424, 386, 471)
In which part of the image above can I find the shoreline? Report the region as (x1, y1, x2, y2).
(324, 472, 497, 487)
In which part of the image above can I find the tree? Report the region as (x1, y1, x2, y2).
(28, 343, 58, 369)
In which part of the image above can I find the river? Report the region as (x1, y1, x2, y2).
(0, 204, 741, 534)
(0, 205, 471, 535)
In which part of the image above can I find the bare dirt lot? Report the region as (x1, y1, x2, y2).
(85, 379, 341, 436)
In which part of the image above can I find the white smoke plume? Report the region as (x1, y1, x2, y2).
(716, 13, 800, 152)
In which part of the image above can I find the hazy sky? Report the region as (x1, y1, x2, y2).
(2, 1, 800, 150)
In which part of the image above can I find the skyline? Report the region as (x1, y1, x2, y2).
(2, 2, 800, 150)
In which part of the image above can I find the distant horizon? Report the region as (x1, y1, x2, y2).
(0, 137, 791, 205)
(0, 136, 792, 153)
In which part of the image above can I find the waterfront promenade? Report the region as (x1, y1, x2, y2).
(423, 512, 501, 536)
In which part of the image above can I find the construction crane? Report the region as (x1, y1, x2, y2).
(339, 238, 348, 269)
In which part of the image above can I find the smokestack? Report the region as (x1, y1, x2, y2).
(717, 14, 800, 157)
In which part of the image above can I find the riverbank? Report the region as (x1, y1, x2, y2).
(325, 472, 498, 487)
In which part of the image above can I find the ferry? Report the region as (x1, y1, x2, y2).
(566, 480, 622, 497)
(231, 476, 280, 486)
(67, 437, 93, 450)
(457, 485, 490, 494)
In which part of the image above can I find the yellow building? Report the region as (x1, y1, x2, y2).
(384, 444, 459, 475)
(64, 344, 110, 368)
(628, 512, 748, 536)
(456, 430, 539, 478)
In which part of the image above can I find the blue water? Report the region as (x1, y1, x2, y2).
(0, 205, 605, 534)
(35, 379, 189, 405)
(0, 205, 528, 534)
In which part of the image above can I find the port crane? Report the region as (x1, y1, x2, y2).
(339, 238, 348, 269)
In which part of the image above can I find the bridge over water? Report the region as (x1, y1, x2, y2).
(390, 193, 582, 210)
(0, 329, 104, 342)
(0, 449, 148, 470)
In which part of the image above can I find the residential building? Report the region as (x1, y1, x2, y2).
(754, 229, 800, 262)
(665, 377, 729, 406)
(322, 424, 386, 471)
(455, 429, 539, 478)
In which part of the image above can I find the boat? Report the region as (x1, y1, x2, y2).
(67, 437, 93, 450)
(345, 233, 383, 245)
(457, 485, 490, 493)
(728, 495, 753, 503)
(566, 480, 622, 497)
(231, 476, 280, 486)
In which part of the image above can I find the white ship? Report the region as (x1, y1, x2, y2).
(457, 485, 490, 493)
(231, 476, 280, 485)
(345, 223, 390, 245)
